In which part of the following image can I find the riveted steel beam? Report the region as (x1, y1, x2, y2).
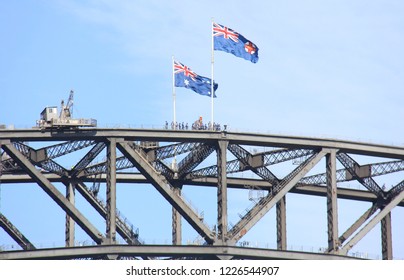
(39, 159, 69, 177)
(301, 160, 404, 186)
(2, 142, 69, 177)
(188, 148, 314, 180)
(276, 196, 286, 250)
(172, 187, 182, 245)
(340, 190, 404, 255)
(71, 142, 106, 176)
(338, 204, 378, 247)
(34, 140, 95, 160)
(228, 149, 327, 244)
(177, 144, 215, 178)
(381, 212, 393, 260)
(1, 129, 404, 159)
(228, 144, 279, 185)
(387, 180, 404, 200)
(75, 182, 141, 245)
(326, 150, 339, 252)
(153, 160, 175, 179)
(1, 142, 105, 244)
(217, 140, 228, 244)
(2, 142, 87, 177)
(106, 138, 117, 244)
(13, 140, 95, 162)
(0, 213, 36, 250)
(80, 156, 133, 177)
(65, 182, 75, 247)
(0, 244, 358, 260)
(116, 141, 215, 244)
(154, 142, 201, 160)
(336, 153, 384, 197)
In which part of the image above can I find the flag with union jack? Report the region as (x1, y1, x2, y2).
(213, 22, 259, 63)
(174, 60, 218, 97)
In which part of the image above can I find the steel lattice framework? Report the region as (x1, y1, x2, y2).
(0, 128, 403, 260)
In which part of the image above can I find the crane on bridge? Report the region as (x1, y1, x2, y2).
(36, 90, 97, 129)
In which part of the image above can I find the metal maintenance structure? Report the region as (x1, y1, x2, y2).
(0, 128, 403, 260)
(36, 90, 97, 129)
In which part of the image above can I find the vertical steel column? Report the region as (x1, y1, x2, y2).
(65, 182, 75, 247)
(381, 212, 393, 260)
(326, 150, 339, 252)
(0, 144, 2, 212)
(217, 140, 228, 244)
(276, 196, 287, 250)
(172, 187, 182, 245)
(106, 138, 117, 244)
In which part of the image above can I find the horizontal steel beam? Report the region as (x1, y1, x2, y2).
(0, 245, 358, 260)
(1, 129, 403, 159)
(1, 142, 105, 244)
(2, 173, 404, 206)
(116, 141, 215, 244)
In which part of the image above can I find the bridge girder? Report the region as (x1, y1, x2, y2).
(0, 129, 403, 260)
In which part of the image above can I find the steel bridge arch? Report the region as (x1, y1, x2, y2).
(0, 128, 403, 260)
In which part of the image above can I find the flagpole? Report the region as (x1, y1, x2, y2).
(172, 55, 176, 128)
(171, 55, 177, 170)
(211, 18, 214, 130)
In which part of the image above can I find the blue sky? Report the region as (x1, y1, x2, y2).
(1, 1, 404, 258)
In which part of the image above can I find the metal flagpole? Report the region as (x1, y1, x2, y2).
(211, 18, 215, 130)
(171, 56, 177, 170)
(172, 55, 176, 129)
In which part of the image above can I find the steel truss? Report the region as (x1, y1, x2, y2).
(0, 129, 403, 260)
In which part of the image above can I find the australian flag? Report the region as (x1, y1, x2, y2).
(174, 61, 218, 97)
(213, 22, 259, 63)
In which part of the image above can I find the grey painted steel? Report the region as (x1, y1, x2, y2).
(106, 138, 117, 244)
(0, 245, 358, 260)
(80, 155, 133, 177)
(301, 160, 404, 186)
(228, 150, 328, 243)
(78, 142, 199, 178)
(340, 190, 404, 255)
(227, 144, 280, 186)
(0, 213, 36, 250)
(11, 142, 69, 177)
(2, 172, 403, 206)
(65, 182, 75, 247)
(337, 153, 384, 197)
(189, 148, 313, 180)
(177, 144, 215, 178)
(217, 140, 228, 244)
(326, 150, 339, 252)
(276, 196, 287, 250)
(71, 142, 106, 177)
(116, 141, 215, 244)
(339, 204, 378, 246)
(1, 128, 403, 259)
(155, 142, 201, 161)
(13, 140, 94, 162)
(172, 188, 182, 245)
(381, 212, 393, 260)
(1, 129, 403, 159)
(154, 160, 175, 179)
(10, 140, 94, 176)
(75, 182, 141, 245)
(388, 180, 404, 200)
(1, 142, 105, 244)
(39, 159, 68, 177)
(32, 140, 95, 160)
